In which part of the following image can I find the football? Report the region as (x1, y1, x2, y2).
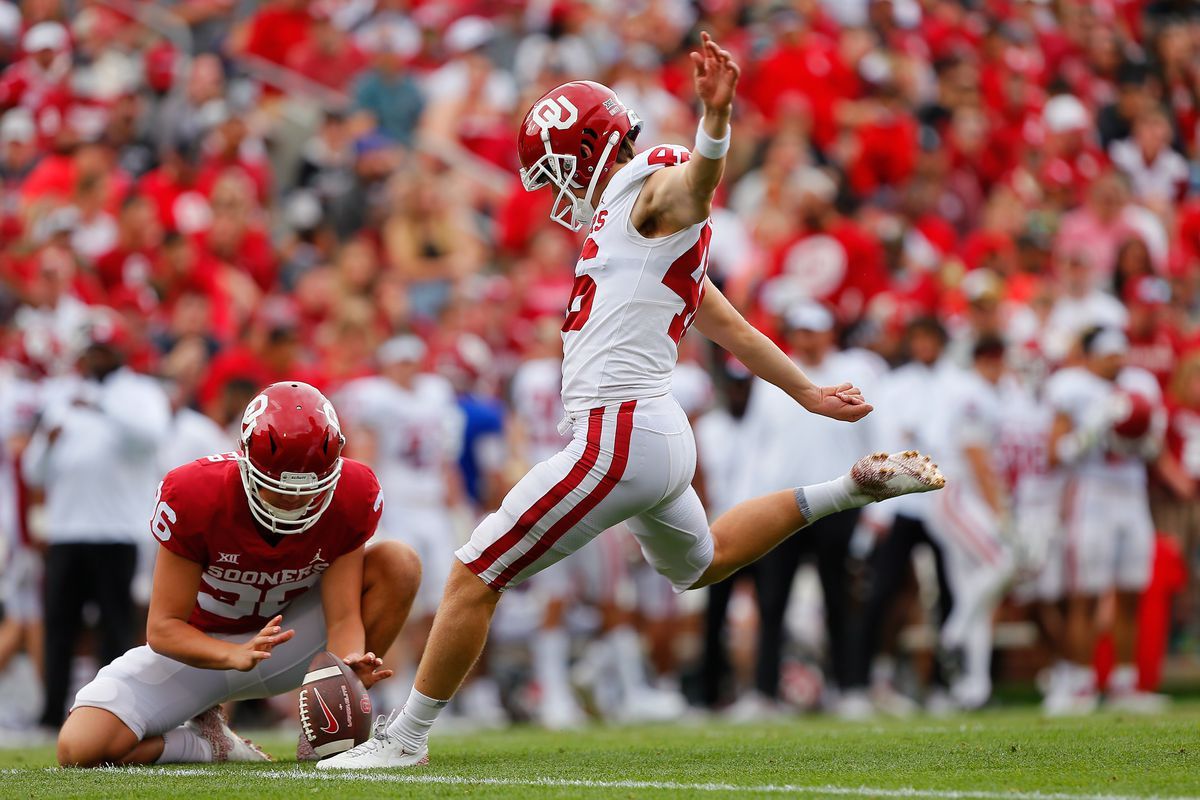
(297, 651, 373, 759)
(1111, 389, 1154, 440)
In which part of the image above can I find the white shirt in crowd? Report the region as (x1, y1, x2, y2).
(742, 349, 881, 493)
(1043, 292, 1129, 363)
(21, 368, 170, 544)
(694, 404, 755, 519)
(872, 358, 955, 520)
(158, 407, 232, 474)
(1108, 138, 1190, 205)
(672, 360, 715, 420)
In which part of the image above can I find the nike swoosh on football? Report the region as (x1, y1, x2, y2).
(314, 689, 340, 735)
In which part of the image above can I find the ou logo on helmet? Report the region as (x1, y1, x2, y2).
(240, 394, 341, 438)
(241, 393, 270, 440)
(530, 95, 578, 132)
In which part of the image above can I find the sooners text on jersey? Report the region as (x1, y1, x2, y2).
(151, 456, 383, 634)
(560, 145, 711, 412)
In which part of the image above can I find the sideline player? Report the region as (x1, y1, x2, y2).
(1045, 329, 1164, 714)
(55, 382, 421, 767)
(320, 33, 943, 770)
(925, 337, 1015, 709)
(337, 336, 465, 707)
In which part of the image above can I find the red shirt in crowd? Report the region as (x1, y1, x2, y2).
(241, 5, 312, 67)
(765, 219, 890, 323)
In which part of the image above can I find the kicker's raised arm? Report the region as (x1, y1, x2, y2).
(632, 32, 740, 235)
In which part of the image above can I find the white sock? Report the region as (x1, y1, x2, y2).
(1109, 664, 1138, 694)
(606, 626, 649, 699)
(387, 688, 448, 752)
(157, 726, 213, 763)
(795, 475, 866, 523)
(534, 628, 573, 706)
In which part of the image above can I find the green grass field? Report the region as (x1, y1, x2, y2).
(1, 704, 1197, 799)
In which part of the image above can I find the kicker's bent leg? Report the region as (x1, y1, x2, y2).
(57, 707, 144, 767)
(691, 452, 945, 589)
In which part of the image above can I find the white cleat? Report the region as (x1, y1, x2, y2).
(832, 690, 875, 722)
(1042, 690, 1099, 717)
(538, 696, 588, 730)
(1104, 691, 1170, 714)
(851, 451, 945, 502)
(187, 707, 272, 762)
(614, 687, 688, 724)
(315, 713, 429, 770)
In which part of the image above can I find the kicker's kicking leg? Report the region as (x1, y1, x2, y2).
(692, 451, 944, 588)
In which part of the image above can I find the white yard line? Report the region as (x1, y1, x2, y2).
(3, 767, 1196, 800)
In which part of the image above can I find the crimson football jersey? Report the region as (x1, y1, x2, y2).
(152, 455, 382, 634)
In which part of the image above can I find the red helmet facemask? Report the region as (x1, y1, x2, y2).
(237, 381, 345, 535)
(517, 80, 642, 231)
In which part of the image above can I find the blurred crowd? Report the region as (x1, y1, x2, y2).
(2, 0, 1200, 733)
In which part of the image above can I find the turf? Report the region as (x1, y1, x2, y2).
(1, 704, 1197, 799)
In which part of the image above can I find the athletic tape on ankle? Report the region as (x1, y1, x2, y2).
(694, 118, 730, 159)
(793, 487, 812, 521)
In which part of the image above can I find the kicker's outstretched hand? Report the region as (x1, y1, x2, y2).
(690, 32, 740, 118)
(805, 383, 874, 423)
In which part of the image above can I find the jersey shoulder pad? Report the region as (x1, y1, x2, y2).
(327, 458, 383, 550)
(604, 144, 694, 201)
(153, 456, 235, 561)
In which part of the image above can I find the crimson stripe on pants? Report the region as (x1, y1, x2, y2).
(465, 407, 605, 578)
(937, 486, 1002, 565)
(490, 400, 637, 590)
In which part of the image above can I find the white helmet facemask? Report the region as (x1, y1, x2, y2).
(238, 456, 342, 535)
(520, 128, 625, 232)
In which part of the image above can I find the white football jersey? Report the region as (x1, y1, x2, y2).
(338, 374, 464, 510)
(927, 366, 1003, 498)
(1044, 365, 1161, 483)
(995, 380, 1063, 515)
(560, 145, 711, 412)
(510, 356, 569, 464)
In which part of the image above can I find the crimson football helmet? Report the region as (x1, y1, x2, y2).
(237, 381, 345, 535)
(518, 80, 642, 231)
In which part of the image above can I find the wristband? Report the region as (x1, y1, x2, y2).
(694, 117, 730, 159)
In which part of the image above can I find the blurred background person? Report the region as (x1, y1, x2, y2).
(19, 315, 169, 730)
(1045, 328, 1165, 714)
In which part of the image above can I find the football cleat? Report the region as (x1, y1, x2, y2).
(1042, 689, 1099, 717)
(1104, 690, 1170, 714)
(314, 713, 429, 771)
(850, 451, 945, 502)
(187, 706, 272, 762)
